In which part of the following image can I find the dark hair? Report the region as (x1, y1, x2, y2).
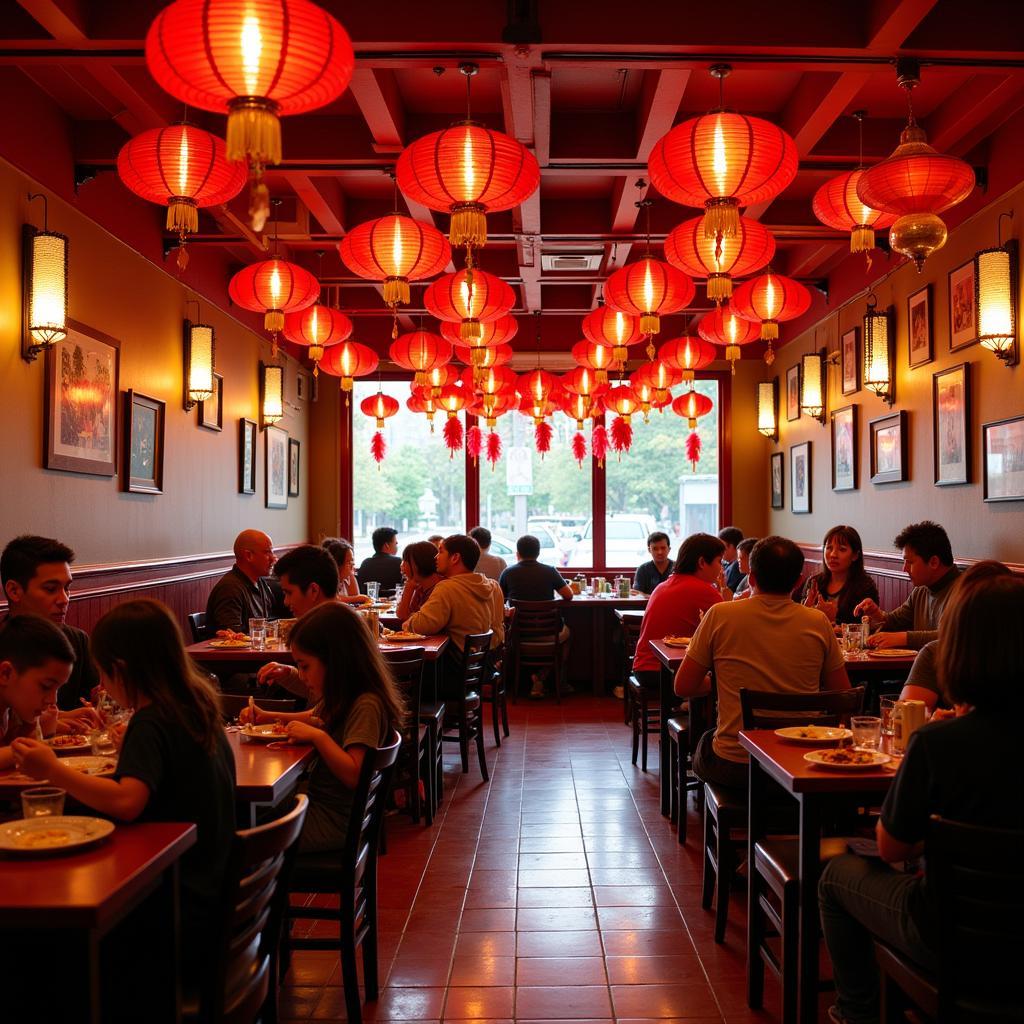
(938, 574, 1023, 713)
(468, 526, 492, 550)
(274, 545, 339, 599)
(737, 537, 758, 556)
(1, 535, 75, 590)
(403, 541, 439, 579)
(517, 534, 541, 559)
(718, 526, 743, 547)
(371, 527, 398, 554)
(90, 600, 222, 752)
(442, 534, 481, 571)
(321, 537, 354, 571)
(893, 520, 953, 566)
(817, 525, 872, 592)
(428, 535, 444, 545)
(288, 603, 405, 732)
(674, 533, 726, 575)
(647, 531, 670, 548)
(749, 536, 805, 594)
(0, 613, 75, 670)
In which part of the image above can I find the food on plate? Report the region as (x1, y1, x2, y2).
(209, 637, 252, 648)
(47, 734, 88, 748)
(662, 635, 691, 646)
(16, 829, 73, 849)
(216, 629, 250, 641)
(795, 725, 839, 739)
(382, 629, 426, 641)
(817, 748, 877, 766)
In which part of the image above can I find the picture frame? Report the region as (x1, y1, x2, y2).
(933, 362, 971, 486)
(790, 441, 811, 514)
(239, 418, 257, 495)
(840, 327, 860, 395)
(907, 284, 933, 368)
(869, 410, 908, 485)
(785, 363, 801, 421)
(44, 320, 119, 476)
(830, 405, 858, 492)
(983, 415, 1024, 502)
(948, 259, 977, 351)
(123, 390, 165, 494)
(265, 425, 289, 509)
(288, 438, 301, 497)
(198, 372, 223, 431)
(770, 451, 784, 509)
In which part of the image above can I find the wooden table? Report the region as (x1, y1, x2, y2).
(562, 594, 647, 696)
(228, 729, 315, 827)
(740, 728, 897, 1024)
(649, 639, 689, 816)
(0, 821, 196, 1023)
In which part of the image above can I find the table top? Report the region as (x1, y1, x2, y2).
(0, 822, 196, 930)
(739, 728, 898, 795)
(563, 593, 648, 609)
(649, 638, 689, 671)
(228, 729, 315, 803)
(614, 608, 646, 623)
(187, 634, 449, 663)
(843, 651, 917, 671)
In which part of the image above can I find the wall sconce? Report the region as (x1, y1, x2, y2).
(800, 351, 826, 423)
(863, 295, 895, 406)
(22, 192, 68, 362)
(183, 301, 216, 410)
(757, 379, 778, 440)
(260, 362, 284, 427)
(975, 212, 1019, 367)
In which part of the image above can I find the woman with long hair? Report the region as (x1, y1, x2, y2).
(321, 536, 371, 605)
(798, 524, 878, 624)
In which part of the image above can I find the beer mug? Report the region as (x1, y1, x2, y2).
(893, 698, 927, 752)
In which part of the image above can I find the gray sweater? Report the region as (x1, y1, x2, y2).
(882, 566, 961, 649)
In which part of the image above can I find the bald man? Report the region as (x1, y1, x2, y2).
(205, 530, 277, 634)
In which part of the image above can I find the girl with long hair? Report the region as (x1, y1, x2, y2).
(799, 524, 879, 624)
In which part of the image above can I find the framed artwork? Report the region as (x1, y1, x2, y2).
(265, 425, 289, 509)
(239, 418, 257, 495)
(840, 327, 860, 395)
(907, 285, 933, 368)
(790, 441, 811, 514)
(198, 373, 223, 431)
(124, 390, 165, 494)
(44, 321, 119, 476)
(288, 438, 301, 497)
(870, 410, 908, 485)
(948, 260, 977, 351)
(933, 362, 971, 486)
(785, 364, 801, 421)
(830, 405, 858, 491)
(770, 451, 784, 509)
(983, 415, 1024, 502)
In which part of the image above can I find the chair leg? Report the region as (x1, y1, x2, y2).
(459, 716, 470, 773)
(746, 874, 765, 1009)
(421, 746, 433, 827)
(781, 883, 799, 1023)
(474, 709, 489, 781)
(501, 691, 510, 737)
(639, 695, 649, 772)
(491, 693, 501, 747)
(714, 814, 733, 943)
(363, 877, 381, 1001)
(701, 800, 715, 912)
(630, 700, 640, 766)
(340, 907, 363, 1024)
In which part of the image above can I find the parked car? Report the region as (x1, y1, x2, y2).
(565, 513, 658, 568)
(488, 527, 568, 568)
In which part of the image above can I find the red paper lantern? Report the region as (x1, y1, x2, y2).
(318, 340, 378, 393)
(812, 170, 895, 255)
(571, 340, 615, 383)
(604, 257, 694, 345)
(698, 303, 762, 371)
(604, 384, 641, 425)
(424, 269, 516, 342)
(407, 391, 438, 430)
(658, 335, 718, 381)
(562, 366, 609, 400)
(441, 314, 518, 349)
(452, 342, 513, 369)
(731, 272, 812, 346)
(630, 360, 683, 407)
(438, 382, 469, 416)
(388, 330, 452, 387)
(360, 391, 399, 428)
(518, 392, 558, 425)
(413, 364, 459, 399)
(663, 215, 776, 301)
(282, 303, 352, 374)
(229, 257, 319, 353)
(519, 368, 558, 405)
(561, 390, 599, 429)
(582, 306, 644, 364)
(672, 389, 714, 471)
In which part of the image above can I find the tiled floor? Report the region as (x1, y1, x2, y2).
(282, 696, 789, 1023)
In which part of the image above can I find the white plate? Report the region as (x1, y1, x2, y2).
(866, 648, 917, 658)
(662, 636, 691, 648)
(209, 639, 252, 649)
(776, 726, 852, 744)
(62, 756, 118, 777)
(46, 735, 92, 754)
(0, 815, 115, 854)
(804, 749, 890, 770)
(383, 632, 426, 642)
(240, 725, 289, 743)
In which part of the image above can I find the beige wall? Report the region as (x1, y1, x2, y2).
(727, 358, 771, 539)
(0, 159, 310, 565)
(767, 182, 1024, 563)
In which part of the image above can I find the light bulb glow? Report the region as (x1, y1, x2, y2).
(712, 117, 728, 193)
(269, 265, 282, 304)
(178, 127, 190, 195)
(392, 217, 403, 273)
(977, 247, 1016, 354)
(643, 264, 655, 312)
(241, 16, 263, 96)
(462, 129, 475, 196)
(757, 381, 777, 437)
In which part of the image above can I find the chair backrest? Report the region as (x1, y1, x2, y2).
(207, 793, 309, 1023)
(739, 686, 866, 730)
(622, 617, 643, 662)
(220, 694, 299, 722)
(510, 599, 562, 643)
(386, 647, 425, 727)
(188, 611, 209, 642)
(459, 631, 494, 692)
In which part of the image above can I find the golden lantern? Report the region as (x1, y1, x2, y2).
(183, 301, 216, 409)
(800, 352, 826, 423)
(757, 379, 778, 439)
(975, 219, 1019, 366)
(23, 193, 68, 361)
(260, 362, 284, 426)
(863, 296, 894, 405)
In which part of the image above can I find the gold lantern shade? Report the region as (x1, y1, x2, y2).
(800, 353, 825, 422)
(863, 301, 894, 403)
(976, 241, 1018, 364)
(757, 379, 778, 439)
(185, 322, 216, 406)
(28, 230, 68, 346)
(260, 362, 284, 426)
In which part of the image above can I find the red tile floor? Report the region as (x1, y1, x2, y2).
(282, 696, 796, 1023)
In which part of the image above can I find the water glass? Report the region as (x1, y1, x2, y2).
(265, 620, 280, 647)
(366, 582, 380, 602)
(393, 585, 404, 606)
(249, 617, 267, 651)
(851, 715, 882, 751)
(879, 696, 897, 737)
(90, 729, 118, 757)
(22, 786, 66, 819)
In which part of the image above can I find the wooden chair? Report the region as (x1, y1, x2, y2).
(188, 611, 210, 642)
(284, 732, 401, 1024)
(509, 600, 567, 702)
(482, 608, 514, 746)
(387, 647, 433, 825)
(875, 815, 1024, 1024)
(441, 631, 492, 780)
(619, 613, 643, 724)
(219, 694, 298, 722)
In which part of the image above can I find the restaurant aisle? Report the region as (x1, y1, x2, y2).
(282, 696, 783, 1023)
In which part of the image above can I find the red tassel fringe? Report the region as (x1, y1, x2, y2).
(571, 431, 587, 468)
(443, 416, 463, 459)
(466, 425, 482, 466)
(686, 430, 702, 472)
(486, 431, 502, 471)
(535, 420, 553, 458)
(370, 431, 386, 467)
(610, 416, 633, 458)
(592, 424, 609, 468)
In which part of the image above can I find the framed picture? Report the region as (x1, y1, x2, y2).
(288, 438, 301, 497)
(790, 441, 811, 514)
(870, 410, 908, 485)
(770, 451, 784, 509)
(785, 364, 801, 421)
(830, 405, 858, 491)
(933, 362, 971, 486)
(124, 390, 165, 494)
(907, 285, 932, 368)
(948, 260, 977, 351)
(44, 321, 119, 476)
(983, 415, 1024, 502)
(239, 418, 257, 495)
(840, 327, 860, 395)
(198, 373, 223, 431)
(265, 425, 289, 509)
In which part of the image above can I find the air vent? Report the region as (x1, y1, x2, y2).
(541, 253, 603, 272)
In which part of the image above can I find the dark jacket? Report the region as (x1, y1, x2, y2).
(205, 565, 275, 633)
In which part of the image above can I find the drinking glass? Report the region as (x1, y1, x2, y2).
(90, 728, 118, 757)
(22, 787, 65, 819)
(249, 617, 267, 651)
(366, 582, 380, 602)
(879, 696, 897, 737)
(393, 585, 404, 607)
(851, 715, 882, 751)
(265, 620, 280, 647)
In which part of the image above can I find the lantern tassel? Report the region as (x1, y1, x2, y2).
(535, 420, 553, 458)
(851, 226, 874, 254)
(227, 98, 282, 166)
(383, 277, 410, 306)
(592, 424, 609, 468)
(166, 198, 198, 235)
(703, 198, 739, 240)
(443, 416, 463, 458)
(610, 415, 633, 459)
(467, 425, 482, 466)
(248, 175, 270, 234)
(486, 430, 502, 471)
(571, 431, 587, 468)
(176, 233, 190, 272)
(706, 273, 731, 302)
(450, 204, 487, 249)
(371, 431, 387, 468)
(685, 430, 702, 472)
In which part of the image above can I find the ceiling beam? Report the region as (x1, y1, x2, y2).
(285, 173, 346, 236)
(348, 68, 405, 153)
(926, 73, 1024, 155)
(16, 0, 87, 42)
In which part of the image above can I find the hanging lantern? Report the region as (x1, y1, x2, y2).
(424, 268, 516, 343)
(518, 391, 558, 426)
(561, 390, 596, 430)
(117, 123, 246, 270)
(360, 391, 399, 468)
(229, 257, 319, 355)
(663, 215, 776, 302)
(282, 303, 352, 375)
(339, 214, 451, 337)
(571, 340, 615, 384)
(389, 330, 452, 387)
(862, 297, 894, 404)
(630, 361, 683, 410)
(452, 342, 514, 370)
(604, 256, 694, 352)
(582, 306, 644, 365)
(318, 340, 378, 399)
(407, 391, 438, 431)
(658, 335, 717, 381)
(441, 313, 519, 350)
(800, 353, 826, 422)
(698, 303, 762, 372)
(975, 227, 1018, 365)
(562, 366, 609, 403)
(672, 389, 714, 471)
(812, 170, 895, 256)
(415, 364, 459, 400)
(731, 271, 812, 363)
(520, 368, 558, 406)
(630, 378, 654, 420)
(145, 0, 354, 231)
(757, 380, 779, 440)
(438, 382, 468, 458)
(469, 388, 518, 428)
(604, 384, 641, 426)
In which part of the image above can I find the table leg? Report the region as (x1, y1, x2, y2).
(659, 665, 671, 817)
(797, 795, 823, 1024)
(592, 611, 606, 696)
(746, 755, 770, 1008)
(1, 929, 101, 1023)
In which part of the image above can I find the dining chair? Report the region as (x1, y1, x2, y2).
(482, 608, 514, 746)
(386, 646, 433, 825)
(440, 631, 493, 780)
(619, 613, 643, 724)
(509, 600, 567, 702)
(187, 611, 210, 642)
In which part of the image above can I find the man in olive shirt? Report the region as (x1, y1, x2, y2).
(206, 530, 276, 634)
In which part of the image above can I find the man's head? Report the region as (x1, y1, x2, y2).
(372, 527, 399, 555)
(233, 530, 275, 581)
(403, 541, 441, 583)
(748, 536, 804, 595)
(647, 531, 671, 565)
(273, 545, 339, 618)
(516, 535, 541, 561)
(674, 533, 726, 583)
(1, 535, 75, 626)
(717, 526, 744, 563)
(468, 526, 492, 552)
(736, 537, 758, 575)
(428, 535, 444, 548)
(894, 521, 954, 587)
(436, 535, 481, 577)
(0, 614, 74, 723)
